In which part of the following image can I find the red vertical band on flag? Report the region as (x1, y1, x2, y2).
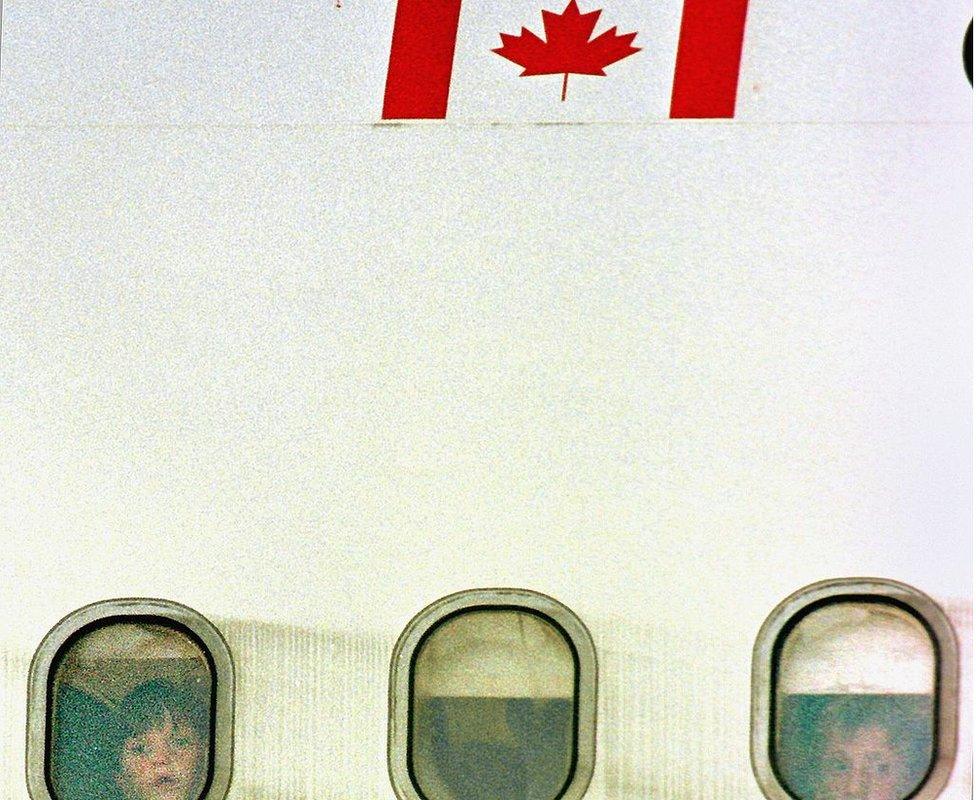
(670, 0, 749, 119)
(383, 0, 463, 119)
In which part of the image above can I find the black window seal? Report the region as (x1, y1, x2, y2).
(750, 578, 958, 800)
(27, 598, 235, 800)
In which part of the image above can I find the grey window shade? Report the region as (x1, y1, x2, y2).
(409, 609, 577, 800)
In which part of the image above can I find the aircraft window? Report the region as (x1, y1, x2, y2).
(27, 599, 234, 800)
(389, 589, 596, 800)
(751, 580, 958, 800)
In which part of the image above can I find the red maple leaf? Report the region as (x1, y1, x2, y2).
(493, 0, 640, 101)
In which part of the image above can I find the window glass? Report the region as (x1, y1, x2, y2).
(773, 601, 937, 800)
(410, 609, 577, 800)
(48, 619, 214, 800)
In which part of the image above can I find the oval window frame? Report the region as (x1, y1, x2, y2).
(750, 578, 959, 800)
(388, 588, 598, 800)
(27, 597, 235, 800)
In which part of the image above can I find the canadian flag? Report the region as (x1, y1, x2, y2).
(382, 0, 750, 120)
(0, 2, 966, 125)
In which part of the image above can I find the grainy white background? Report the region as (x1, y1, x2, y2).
(0, 1, 971, 797)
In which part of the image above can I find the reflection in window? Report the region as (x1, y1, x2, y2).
(410, 609, 577, 800)
(49, 620, 214, 800)
(773, 601, 936, 800)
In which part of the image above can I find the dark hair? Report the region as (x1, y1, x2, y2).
(116, 679, 210, 743)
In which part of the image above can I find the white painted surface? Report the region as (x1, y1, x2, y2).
(0, 1, 970, 797)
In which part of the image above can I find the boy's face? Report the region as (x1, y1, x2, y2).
(817, 725, 908, 800)
(117, 710, 203, 800)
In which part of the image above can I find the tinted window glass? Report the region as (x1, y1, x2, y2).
(48, 619, 214, 800)
(409, 609, 577, 800)
(773, 601, 936, 800)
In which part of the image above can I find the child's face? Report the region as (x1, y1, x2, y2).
(817, 725, 908, 800)
(117, 710, 203, 800)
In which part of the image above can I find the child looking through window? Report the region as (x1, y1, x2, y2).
(114, 680, 210, 800)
